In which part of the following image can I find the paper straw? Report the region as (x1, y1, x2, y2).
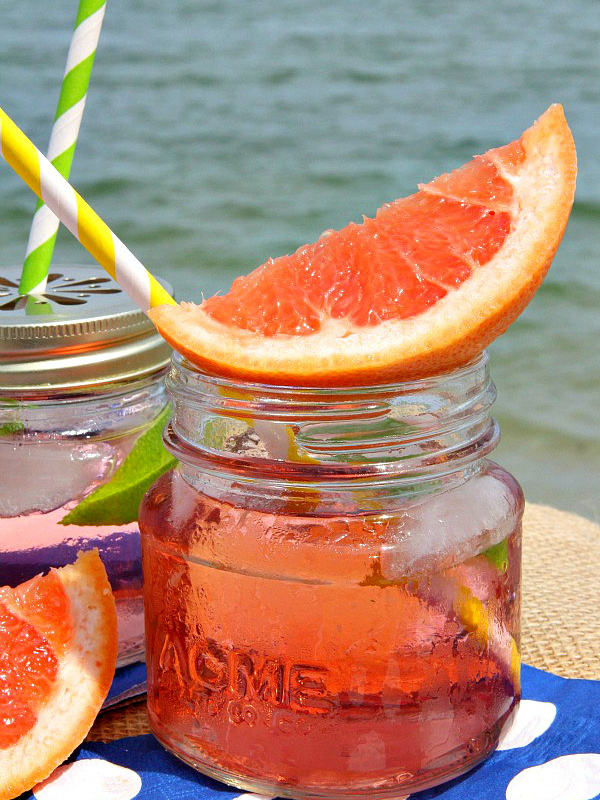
(19, 0, 108, 297)
(0, 107, 176, 313)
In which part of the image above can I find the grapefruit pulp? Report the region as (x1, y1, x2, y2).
(0, 550, 117, 800)
(151, 104, 576, 386)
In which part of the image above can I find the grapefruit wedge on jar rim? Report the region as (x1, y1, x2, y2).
(151, 104, 576, 386)
(0, 551, 117, 800)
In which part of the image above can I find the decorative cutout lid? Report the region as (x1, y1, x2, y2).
(0, 265, 172, 392)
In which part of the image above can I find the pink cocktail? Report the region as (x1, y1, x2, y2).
(0, 265, 171, 663)
(141, 352, 523, 797)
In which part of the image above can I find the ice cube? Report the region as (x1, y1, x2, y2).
(0, 439, 115, 517)
(380, 474, 514, 577)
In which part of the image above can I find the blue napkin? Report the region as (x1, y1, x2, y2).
(103, 662, 147, 709)
(28, 665, 600, 800)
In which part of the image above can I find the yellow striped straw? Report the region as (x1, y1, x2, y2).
(0, 106, 176, 313)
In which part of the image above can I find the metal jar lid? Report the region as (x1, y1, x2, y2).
(0, 264, 173, 393)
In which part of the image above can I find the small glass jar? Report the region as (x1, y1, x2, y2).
(0, 265, 172, 665)
(140, 351, 523, 797)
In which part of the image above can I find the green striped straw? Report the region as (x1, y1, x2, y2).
(19, 0, 107, 296)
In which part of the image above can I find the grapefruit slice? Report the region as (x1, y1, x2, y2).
(151, 104, 576, 386)
(0, 550, 117, 800)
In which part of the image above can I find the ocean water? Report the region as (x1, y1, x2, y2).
(1, 1, 598, 518)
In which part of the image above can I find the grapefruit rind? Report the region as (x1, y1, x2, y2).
(0, 550, 117, 800)
(150, 104, 576, 386)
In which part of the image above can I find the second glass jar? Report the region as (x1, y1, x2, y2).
(140, 351, 523, 798)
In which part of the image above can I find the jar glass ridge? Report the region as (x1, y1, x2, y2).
(141, 351, 523, 797)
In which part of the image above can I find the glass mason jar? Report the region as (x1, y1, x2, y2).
(140, 351, 523, 797)
(0, 265, 172, 666)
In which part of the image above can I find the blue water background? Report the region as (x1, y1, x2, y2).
(1, 1, 599, 517)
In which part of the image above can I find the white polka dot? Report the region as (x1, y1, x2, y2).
(33, 759, 142, 800)
(506, 754, 600, 800)
(235, 795, 277, 800)
(497, 699, 557, 750)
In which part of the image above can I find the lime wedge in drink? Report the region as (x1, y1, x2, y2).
(60, 405, 176, 526)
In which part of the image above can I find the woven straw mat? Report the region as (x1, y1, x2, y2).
(87, 502, 600, 743)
